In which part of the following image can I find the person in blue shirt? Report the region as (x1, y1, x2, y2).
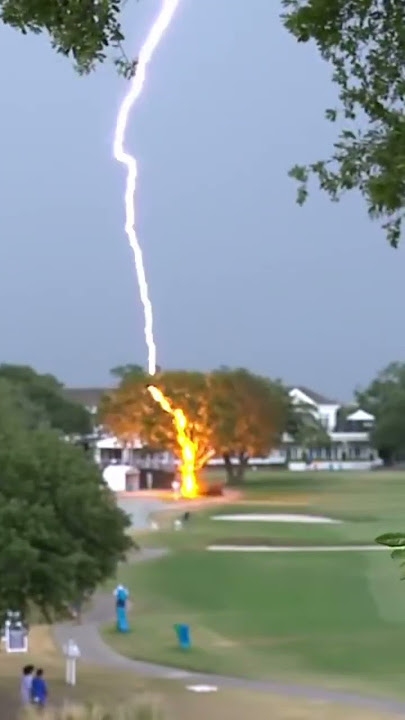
(31, 668, 48, 707)
(114, 585, 130, 632)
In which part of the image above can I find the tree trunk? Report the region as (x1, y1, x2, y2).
(234, 453, 249, 483)
(379, 447, 394, 466)
(223, 452, 249, 484)
(223, 453, 235, 484)
(40, 604, 52, 625)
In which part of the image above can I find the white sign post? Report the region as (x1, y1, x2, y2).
(63, 639, 81, 686)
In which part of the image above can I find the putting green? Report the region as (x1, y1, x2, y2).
(211, 513, 341, 524)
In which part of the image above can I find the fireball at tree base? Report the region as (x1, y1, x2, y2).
(113, 0, 200, 498)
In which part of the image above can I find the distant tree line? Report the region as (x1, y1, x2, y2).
(357, 362, 405, 466)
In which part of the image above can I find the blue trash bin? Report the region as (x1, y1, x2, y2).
(174, 623, 191, 649)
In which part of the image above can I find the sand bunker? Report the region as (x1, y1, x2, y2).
(212, 513, 341, 524)
(207, 545, 385, 553)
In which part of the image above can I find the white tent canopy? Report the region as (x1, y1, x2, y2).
(346, 409, 375, 422)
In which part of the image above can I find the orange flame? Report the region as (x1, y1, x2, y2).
(147, 385, 198, 499)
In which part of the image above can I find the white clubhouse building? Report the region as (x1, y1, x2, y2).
(253, 386, 380, 471)
(66, 385, 380, 473)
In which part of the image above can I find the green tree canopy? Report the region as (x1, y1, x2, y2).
(0, 380, 132, 620)
(101, 368, 216, 470)
(0, 377, 48, 430)
(209, 368, 288, 481)
(0, 0, 129, 74)
(0, 364, 92, 436)
(283, 0, 405, 246)
(101, 367, 289, 482)
(356, 362, 405, 464)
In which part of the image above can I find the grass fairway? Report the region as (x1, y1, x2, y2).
(103, 471, 405, 701)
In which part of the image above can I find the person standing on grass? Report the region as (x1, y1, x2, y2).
(20, 664, 34, 705)
(114, 584, 130, 633)
(31, 668, 48, 708)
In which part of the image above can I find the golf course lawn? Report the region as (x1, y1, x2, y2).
(1, 626, 390, 720)
(103, 472, 405, 700)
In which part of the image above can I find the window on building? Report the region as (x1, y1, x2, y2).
(100, 448, 122, 464)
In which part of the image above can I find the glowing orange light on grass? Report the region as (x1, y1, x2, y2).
(147, 385, 198, 499)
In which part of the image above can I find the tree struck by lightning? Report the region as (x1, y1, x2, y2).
(113, 0, 199, 498)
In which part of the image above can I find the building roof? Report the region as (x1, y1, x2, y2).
(64, 387, 109, 408)
(289, 386, 339, 406)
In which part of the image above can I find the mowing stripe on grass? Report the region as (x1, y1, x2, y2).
(211, 514, 341, 524)
(207, 545, 387, 552)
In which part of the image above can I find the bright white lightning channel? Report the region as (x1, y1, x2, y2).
(113, 0, 180, 376)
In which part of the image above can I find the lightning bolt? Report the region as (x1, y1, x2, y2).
(113, 0, 180, 376)
(148, 384, 198, 497)
(113, 0, 199, 498)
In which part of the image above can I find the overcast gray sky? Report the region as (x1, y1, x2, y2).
(0, 0, 404, 400)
